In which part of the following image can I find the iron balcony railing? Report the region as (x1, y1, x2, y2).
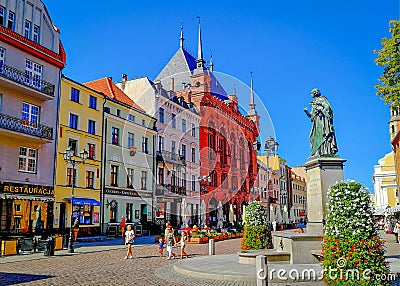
(0, 64, 55, 97)
(156, 150, 186, 165)
(0, 113, 53, 140)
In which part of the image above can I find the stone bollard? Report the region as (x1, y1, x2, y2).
(256, 255, 268, 286)
(209, 238, 215, 255)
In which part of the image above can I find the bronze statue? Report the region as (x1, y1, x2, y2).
(304, 88, 338, 157)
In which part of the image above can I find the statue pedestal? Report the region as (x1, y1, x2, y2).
(304, 157, 346, 235)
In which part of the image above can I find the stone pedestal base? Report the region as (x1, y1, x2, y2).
(304, 156, 346, 235)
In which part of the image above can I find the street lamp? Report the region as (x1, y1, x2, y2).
(198, 175, 211, 228)
(264, 137, 278, 221)
(62, 146, 88, 253)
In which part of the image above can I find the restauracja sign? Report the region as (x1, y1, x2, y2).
(0, 182, 55, 196)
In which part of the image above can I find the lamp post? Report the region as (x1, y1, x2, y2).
(62, 146, 88, 253)
(264, 137, 278, 221)
(198, 175, 211, 228)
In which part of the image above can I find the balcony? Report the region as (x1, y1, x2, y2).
(0, 113, 53, 140)
(156, 151, 186, 166)
(0, 64, 55, 100)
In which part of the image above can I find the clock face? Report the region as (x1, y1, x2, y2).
(195, 81, 201, 88)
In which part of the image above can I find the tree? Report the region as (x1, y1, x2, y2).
(374, 20, 400, 106)
(241, 201, 273, 250)
(322, 181, 389, 285)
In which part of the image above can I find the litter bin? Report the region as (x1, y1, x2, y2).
(44, 236, 55, 256)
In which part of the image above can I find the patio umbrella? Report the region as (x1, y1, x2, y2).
(200, 199, 206, 227)
(229, 204, 235, 225)
(242, 204, 246, 224)
(276, 207, 283, 223)
(270, 206, 275, 222)
(217, 201, 223, 228)
(181, 198, 187, 227)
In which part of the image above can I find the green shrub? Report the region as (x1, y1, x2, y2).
(322, 181, 389, 285)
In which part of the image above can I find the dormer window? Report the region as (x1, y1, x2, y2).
(33, 25, 40, 43)
(24, 20, 31, 38)
(0, 7, 4, 26)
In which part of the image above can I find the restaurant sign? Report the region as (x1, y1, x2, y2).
(0, 181, 55, 197)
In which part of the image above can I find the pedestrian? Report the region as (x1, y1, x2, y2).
(180, 231, 188, 259)
(395, 221, 400, 243)
(158, 238, 164, 257)
(124, 224, 135, 259)
(120, 215, 126, 238)
(165, 226, 176, 260)
(272, 220, 277, 232)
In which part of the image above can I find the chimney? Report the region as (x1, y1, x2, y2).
(121, 74, 128, 90)
(170, 78, 174, 92)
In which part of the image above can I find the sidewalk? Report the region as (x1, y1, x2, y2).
(0, 235, 156, 264)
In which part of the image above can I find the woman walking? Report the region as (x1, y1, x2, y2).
(124, 225, 135, 259)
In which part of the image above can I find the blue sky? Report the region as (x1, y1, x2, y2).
(45, 0, 399, 191)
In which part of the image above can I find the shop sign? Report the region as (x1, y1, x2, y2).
(0, 181, 54, 197)
(105, 188, 152, 198)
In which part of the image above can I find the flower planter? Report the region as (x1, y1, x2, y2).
(223, 235, 228, 240)
(189, 237, 203, 244)
(203, 237, 209, 243)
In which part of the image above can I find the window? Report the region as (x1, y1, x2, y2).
(22, 102, 39, 127)
(171, 170, 176, 186)
(128, 114, 135, 122)
(158, 136, 164, 151)
(69, 114, 78, 129)
(89, 95, 97, 109)
(191, 124, 196, 137)
(158, 168, 164, 185)
(33, 25, 40, 43)
(182, 173, 186, 188)
(0, 47, 4, 72)
(116, 109, 121, 117)
(71, 87, 80, 102)
(7, 11, 14, 30)
(181, 144, 186, 160)
(128, 132, 134, 147)
(191, 148, 196, 163)
(14, 204, 21, 212)
(18, 147, 37, 173)
(126, 168, 134, 188)
(13, 216, 21, 230)
(68, 139, 78, 155)
(192, 175, 196, 191)
(141, 171, 147, 190)
(159, 108, 164, 123)
(87, 143, 95, 159)
(110, 165, 119, 186)
(88, 120, 96, 135)
(0, 6, 4, 26)
(86, 171, 94, 188)
(24, 20, 31, 38)
(126, 203, 133, 222)
(171, 113, 176, 128)
(142, 119, 145, 126)
(171, 141, 176, 154)
(25, 59, 42, 88)
(182, 119, 186, 132)
(142, 137, 148, 153)
(111, 127, 119, 145)
(66, 168, 76, 186)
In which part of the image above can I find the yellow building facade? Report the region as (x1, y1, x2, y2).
(373, 152, 398, 209)
(54, 76, 104, 235)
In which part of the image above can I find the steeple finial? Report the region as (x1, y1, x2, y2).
(193, 16, 206, 75)
(210, 52, 214, 73)
(248, 71, 257, 116)
(179, 21, 184, 48)
(197, 17, 203, 61)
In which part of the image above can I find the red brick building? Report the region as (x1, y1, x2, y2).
(157, 23, 259, 226)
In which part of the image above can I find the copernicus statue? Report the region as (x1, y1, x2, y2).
(304, 88, 338, 157)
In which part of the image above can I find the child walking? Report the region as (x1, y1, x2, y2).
(165, 226, 176, 260)
(124, 225, 135, 259)
(180, 231, 188, 259)
(158, 238, 164, 256)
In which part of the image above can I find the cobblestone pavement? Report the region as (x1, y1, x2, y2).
(0, 238, 253, 286)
